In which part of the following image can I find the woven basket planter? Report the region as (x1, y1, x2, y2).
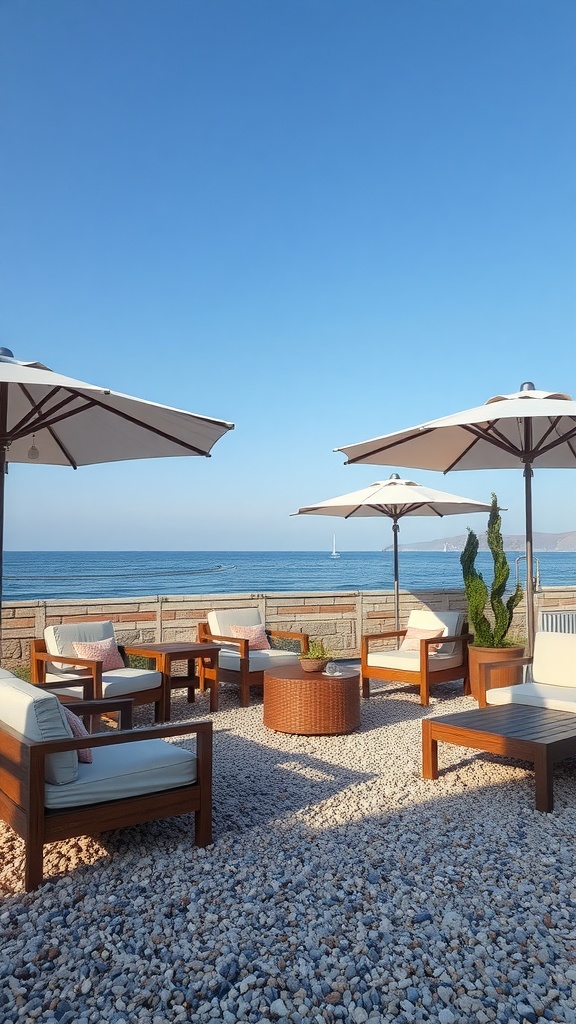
(299, 658, 328, 673)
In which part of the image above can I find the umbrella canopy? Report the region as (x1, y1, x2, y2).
(336, 382, 576, 649)
(0, 348, 234, 636)
(292, 475, 492, 630)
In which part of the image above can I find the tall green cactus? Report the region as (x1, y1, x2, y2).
(460, 493, 523, 647)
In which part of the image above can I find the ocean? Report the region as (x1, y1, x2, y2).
(3, 549, 575, 601)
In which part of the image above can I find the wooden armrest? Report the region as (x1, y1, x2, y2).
(363, 629, 407, 645)
(476, 655, 533, 706)
(38, 718, 213, 754)
(32, 677, 96, 699)
(268, 629, 309, 652)
(31, 650, 102, 669)
(206, 633, 249, 656)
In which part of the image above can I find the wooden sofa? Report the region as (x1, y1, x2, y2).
(0, 670, 212, 890)
(477, 630, 576, 709)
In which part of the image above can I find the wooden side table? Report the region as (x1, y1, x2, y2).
(123, 642, 221, 720)
(263, 665, 360, 735)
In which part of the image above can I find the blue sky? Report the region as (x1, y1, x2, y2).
(1, 0, 574, 551)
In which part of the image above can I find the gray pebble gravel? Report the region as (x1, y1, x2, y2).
(1, 677, 576, 1022)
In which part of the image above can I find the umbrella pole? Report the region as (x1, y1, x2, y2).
(522, 415, 535, 657)
(524, 460, 535, 657)
(392, 519, 400, 633)
(0, 383, 6, 664)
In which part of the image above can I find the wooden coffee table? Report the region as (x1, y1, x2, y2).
(124, 642, 220, 719)
(263, 664, 360, 735)
(422, 704, 576, 812)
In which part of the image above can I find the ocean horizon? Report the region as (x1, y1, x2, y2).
(3, 549, 575, 602)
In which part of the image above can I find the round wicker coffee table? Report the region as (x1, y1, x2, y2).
(263, 664, 360, 735)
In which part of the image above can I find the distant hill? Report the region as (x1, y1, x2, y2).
(390, 531, 576, 553)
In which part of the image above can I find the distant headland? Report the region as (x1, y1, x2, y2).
(387, 531, 576, 553)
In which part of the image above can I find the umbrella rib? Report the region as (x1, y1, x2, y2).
(8, 387, 225, 458)
(7, 387, 88, 438)
(16, 385, 81, 467)
(344, 429, 435, 463)
(531, 420, 576, 460)
(76, 390, 219, 456)
(444, 423, 523, 471)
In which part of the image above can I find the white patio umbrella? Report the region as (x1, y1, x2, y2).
(336, 382, 576, 651)
(292, 475, 492, 630)
(0, 348, 234, 634)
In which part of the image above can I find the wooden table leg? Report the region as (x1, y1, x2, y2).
(186, 658, 196, 704)
(160, 655, 171, 723)
(533, 745, 554, 812)
(422, 720, 438, 779)
(207, 654, 219, 712)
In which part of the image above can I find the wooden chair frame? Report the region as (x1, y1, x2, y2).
(477, 654, 532, 708)
(0, 696, 213, 891)
(361, 627, 472, 706)
(30, 639, 168, 723)
(197, 622, 309, 707)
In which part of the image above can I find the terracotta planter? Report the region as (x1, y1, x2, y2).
(299, 658, 328, 674)
(468, 645, 525, 701)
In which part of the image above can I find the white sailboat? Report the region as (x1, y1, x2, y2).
(330, 533, 340, 558)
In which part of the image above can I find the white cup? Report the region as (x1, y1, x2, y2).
(325, 661, 338, 676)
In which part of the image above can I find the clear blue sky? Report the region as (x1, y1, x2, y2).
(1, 0, 574, 550)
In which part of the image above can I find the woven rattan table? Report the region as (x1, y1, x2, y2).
(263, 665, 360, 735)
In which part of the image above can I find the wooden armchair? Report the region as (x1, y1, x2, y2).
(30, 620, 167, 722)
(198, 607, 309, 706)
(0, 672, 212, 891)
(361, 610, 471, 706)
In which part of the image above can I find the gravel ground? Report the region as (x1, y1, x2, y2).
(1, 674, 576, 1023)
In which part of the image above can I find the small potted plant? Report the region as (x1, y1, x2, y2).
(460, 492, 525, 699)
(298, 639, 330, 673)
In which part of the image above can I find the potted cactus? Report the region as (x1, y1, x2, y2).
(460, 492, 524, 699)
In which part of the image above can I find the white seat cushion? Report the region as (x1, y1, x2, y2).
(46, 667, 162, 698)
(0, 673, 77, 785)
(367, 650, 464, 674)
(44, 739, 197, 809)
(486, 682, 576, 713)
(218, 648, 300, 673)
(208, 607, 262, 636)
(532, 632, 576, 687)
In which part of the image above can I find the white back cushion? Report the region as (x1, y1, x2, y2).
(45, 620, 115, 659)
(532, 631, 576, 687)
(407, 610, 464, 655)
(0, 674, 77, 785)
(208, 608, 262, 637)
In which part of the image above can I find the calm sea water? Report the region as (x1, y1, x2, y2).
(3, 550, 575, 601)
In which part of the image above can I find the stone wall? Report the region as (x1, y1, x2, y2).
(3, 586, 576, 670)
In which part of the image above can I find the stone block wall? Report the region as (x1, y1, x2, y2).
(3, 585, 575, 670)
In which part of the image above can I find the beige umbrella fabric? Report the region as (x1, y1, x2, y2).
(0, 348, 234, 636)
(293, 475, 491, 630)
(336, 382, 576, 650)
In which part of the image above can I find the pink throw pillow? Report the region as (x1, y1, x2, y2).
(230, 623, 271, 650)
(63, 706, 93, 763)
(72, 636, 125, 671)
(400, 626, 444, 653)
